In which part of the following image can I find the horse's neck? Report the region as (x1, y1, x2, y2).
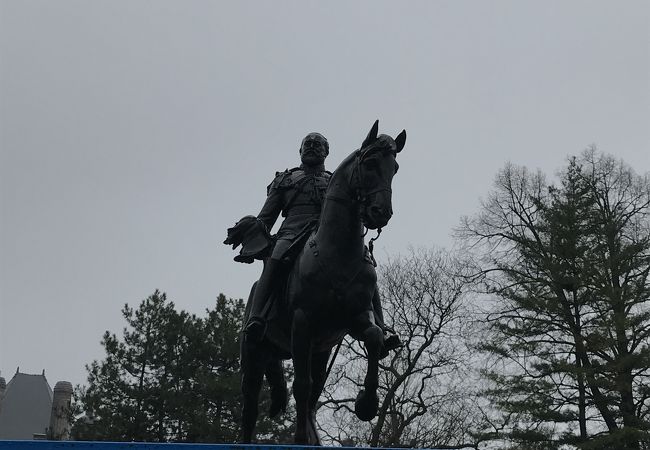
(315, 154, 364, 259)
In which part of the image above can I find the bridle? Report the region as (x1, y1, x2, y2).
(352, 145, 396, 265)
(325, 145, 395, 210)
(323, 144, 395, 266)
(351, 146, 394, 208)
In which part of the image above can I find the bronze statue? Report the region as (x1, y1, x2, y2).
(225, 121, 406, 444)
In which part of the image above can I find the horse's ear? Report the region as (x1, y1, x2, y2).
(394, 129, 406, 153)
(361, 120, 379, 148)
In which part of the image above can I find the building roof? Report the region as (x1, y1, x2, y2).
(0, 371, 53, 439)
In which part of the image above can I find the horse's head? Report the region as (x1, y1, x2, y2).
(353, 120, 406, 230)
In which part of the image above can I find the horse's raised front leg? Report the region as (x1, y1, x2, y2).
(292, 308, 313, 444)
(352, 310, 382, 421)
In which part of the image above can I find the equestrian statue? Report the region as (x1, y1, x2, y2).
(224, 120, 406, 444)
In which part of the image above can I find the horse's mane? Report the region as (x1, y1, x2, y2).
(333, 149, 360, 174)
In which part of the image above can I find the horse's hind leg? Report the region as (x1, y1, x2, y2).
(305, 349, 331, 446)
(309, 350, 331, 411)
(240, 343, 267, 443)
(265, 357, 288, 418)
(352, 311, 382, 422)
(292, 308, 313, 444)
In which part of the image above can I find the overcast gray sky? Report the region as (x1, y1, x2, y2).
(1, 0, 648, 387)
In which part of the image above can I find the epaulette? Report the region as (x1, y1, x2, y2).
(268, 167, 330, 192)
(285, 167, 308, 185)
(267, 168, 296, 192)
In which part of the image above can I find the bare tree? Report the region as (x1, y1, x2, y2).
(318, 247, 482, 449)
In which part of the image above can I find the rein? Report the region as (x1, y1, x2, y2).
(325, 338, 343, 383)
(367, 227, 382, 267)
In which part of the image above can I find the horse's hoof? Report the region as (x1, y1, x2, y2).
(354, 389, 379, 421)
(294, 432, 308, 445)
(269, 387, 288, 418)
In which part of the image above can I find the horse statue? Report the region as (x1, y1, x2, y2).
(239, 121, 406, 444)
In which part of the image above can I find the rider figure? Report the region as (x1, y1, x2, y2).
(245, 132, 331, 340)
(231, 132, 401, 355)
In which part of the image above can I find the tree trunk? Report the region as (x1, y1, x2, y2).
(573, 293, 588, 441)
(133, 323, 152, 440)
(575, 351, 588, 440)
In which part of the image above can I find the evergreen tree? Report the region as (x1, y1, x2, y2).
(73, 291, 292, 442)
(460, 150, 650, 449)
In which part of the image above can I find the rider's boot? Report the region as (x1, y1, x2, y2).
(381, 331, 403, 358)
(245, 258, 281, 342)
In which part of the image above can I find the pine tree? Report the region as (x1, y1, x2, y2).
(73, 291, 293, 442)
(460, 150, 650, 449)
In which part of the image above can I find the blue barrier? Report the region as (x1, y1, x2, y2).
(0, 443, 330, 450)
(0, 443, 368, 450)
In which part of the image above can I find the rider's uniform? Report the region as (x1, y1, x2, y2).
(258, 164, 331, 261)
